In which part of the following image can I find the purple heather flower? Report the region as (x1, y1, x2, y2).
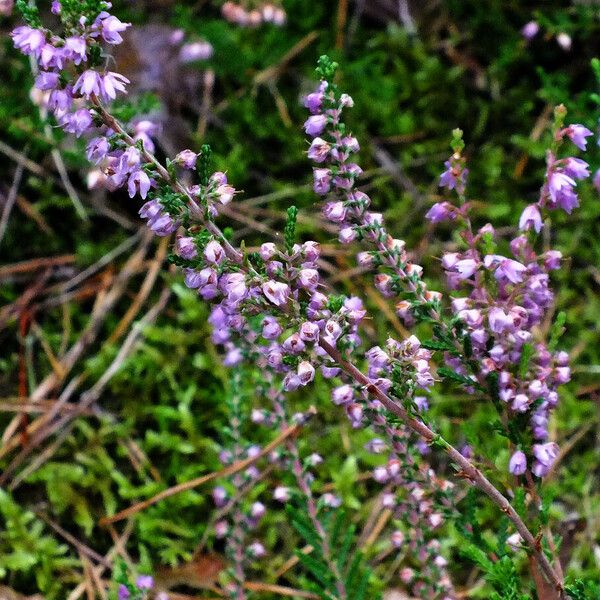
(313, 168, 331, 195)
(139, 199, 161, 220)
(554, 366, 571, 384)
(179, 41, 213, 62)
(336, 93, 353, 108)
(175, 149, 197, 169)
(73, 69, 103, 99)
(339, 226, 357, 244)
(93, 12, 131, 44)
(262, 316, 282, 340)
(209, 171, 227, 186)
(118, 148, 142, 175)
(347, 402, 363, 426)
(453, 258, 479, 279)
(320, 365, 340, 378)
(39, 44, 63, 70)
(86, 138, 110, 164)
(51, 0, 61, 14)
(266, 346, 283, 369)
(259, 243, 277, 261)
(373, 466, 389, 483)
(512, 394, 530, 412)
(425, 202, 455, 223)
(521, 20, 539, 40)
(273, 486, 290, 502)
(547, 170, 579, 213)
(11, 26, 45, 57)
(341, 135, 359, 153)
(117, 585, 130, 600)
(307, 137, 331, 163)
(544, 250, 562, 270)
(220, 271, 246, 299)
(332, 384, 353, 405)
(563, 157, 590, 179)
(133, 120, 158, 152)
(321, 493, 342, 508)
(532, 442, 559, 477)
(135, 575, 154, 590)
(283, 372, 301, 391)
(302, 240, 320, 261)
(486, 256, 527, 284)
(282, 333, 305, 354)
(223, 346, 242, 366)
(151, 214, 178, 236)
(303, 82, 327, 114)
(564, 124, 592, 151)
(304, 114, 327, 136)
(297, 361, 315, 385)
(556, 32, 572, 51)
(35, 71, 60, 91)
(175, 236, 197, 259)
(101, 71, 129, 101)
(251, 409, 267, 424)
(60, 109, 93, 137)
(324, 319, 342, 340)
(262, 281, 289, 306)
(204, 240, 225, 265)
(518, 204, 542, 233)
(215, 520, 228, 538)
(127, 170, 151, 199)
(508, 450, 527, 475)
(323, 201, 346, 223)
(250, 501, 266, 519)
(215, 182, 235, 205)
(391, 530, 405, 548)
(48, 88, 72, 114)
(374, 273, 393, 297)
(298, 268, 319, 290)
(64, 36, 87, 65)
(306, 453, 323, 466)
(439, 159, 467, 193)
(593, 169, 600, 193)
(184, 268, 210, 289)
(248, 541, 266, 558)
(414, 396, 429, 412)
(365, 438, 386, 453)
(299, 321, 319, 342)
(488, 307, 513, 334)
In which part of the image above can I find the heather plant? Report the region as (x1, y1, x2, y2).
(3, 1, 600, 599)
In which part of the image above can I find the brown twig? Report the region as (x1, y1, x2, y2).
(100, 419, 309, 525)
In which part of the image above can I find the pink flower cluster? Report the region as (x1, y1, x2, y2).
(423, 121, 590, 477)
(302, 72, 588, 480)
(12, 5, 131, 136)
(221, 1, 286, 27)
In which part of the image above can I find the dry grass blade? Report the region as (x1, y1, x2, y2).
(5, 287, 172, 488)
(0, 158, 26, 245)
(0, 234, 152, 460)
(107, 235, 169, 343)
(37, 512, 111, 568)
(0, 255, 75, 280)
(244, 581, 319, 598)
(100, 414, 314, 525)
